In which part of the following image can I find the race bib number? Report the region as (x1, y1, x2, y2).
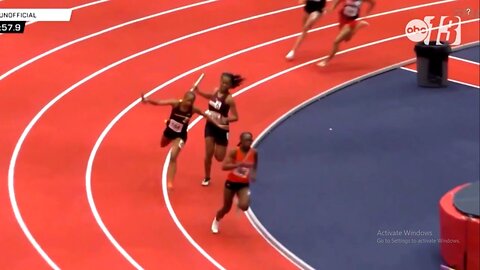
(205, 110, 221, 121)
(168, 119, 183, 132)
(234, 166, 250, 178)
(209, 99, 222, 110)
(343, 6, 358, 17)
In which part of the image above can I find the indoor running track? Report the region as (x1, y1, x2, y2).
(0, 0, 478, 269)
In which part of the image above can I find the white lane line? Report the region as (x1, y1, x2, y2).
(9, 0, 470, 268)
(85, 154, 144, 268)
(0, 0, 219, 80)
(6, 3, 303, 269)
(72, 0, 109, 11)
(246, 41, 479, 267)
(243, 58, 419, 270)
(6, 2, 223, 269)
(400, 66, 480, 88)
(449, 55, 480, 65)
(87, 16, 479, 270)
(157, 18, 479, 269)
(0, 0, 456, 81)
(84, 3, 473, 269)
(160, 161, 226, 269)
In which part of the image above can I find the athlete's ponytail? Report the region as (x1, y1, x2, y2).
(222, 72, 245, 89)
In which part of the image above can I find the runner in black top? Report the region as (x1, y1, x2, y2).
(286, 0, 328, 61)
(193, 72, 244, 186)
(141, 91, 227, 190)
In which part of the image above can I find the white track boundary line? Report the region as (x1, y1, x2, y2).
(401, 41, 480, 89)
(400, 66, 480, 88)
(243, 42, 479, 270)
(127, 0, 458, 103)
(160, 161, 226, 269)
(6, 3, 307, 269)
(449, 55, 480, 65)
(0, 0, 219, 80)
(81, 5, 474, 270)
(6, 1, 223, 269)
(243, 59, 418, 270)
(0, 2, 110, 269)
(447, 78, 480, 88)
(0, 0, 456, 82)
(71, 0, 109, 11)
(9, 1, 472, 268)
(157, 19, 479, 270)
(85, 147, 144, 267)
(75, 2, 465, 269)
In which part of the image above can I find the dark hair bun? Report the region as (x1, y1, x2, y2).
(223, 72, 245, 89)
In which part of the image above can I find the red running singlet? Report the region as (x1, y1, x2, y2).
(227, 147, 256, 184)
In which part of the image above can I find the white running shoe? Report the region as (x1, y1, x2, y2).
(317, 59, 329, 67)
(211, 218, 219, 234)
(285, 50, 295, 61)
(201, 178, 210, 186)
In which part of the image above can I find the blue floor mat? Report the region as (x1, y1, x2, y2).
(251, 68, 479, 269)
(452, 45, 479, 62)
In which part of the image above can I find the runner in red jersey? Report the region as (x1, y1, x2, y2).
(317, 0, 375, 67)
(211, 132, 258, 234)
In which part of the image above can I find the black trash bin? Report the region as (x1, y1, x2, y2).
(414, 41, 452, 88)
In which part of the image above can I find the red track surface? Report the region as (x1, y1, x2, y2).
(405, 58, 480, 86)
(0, 0, 216, 74)
(0, 0, 478, 269)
